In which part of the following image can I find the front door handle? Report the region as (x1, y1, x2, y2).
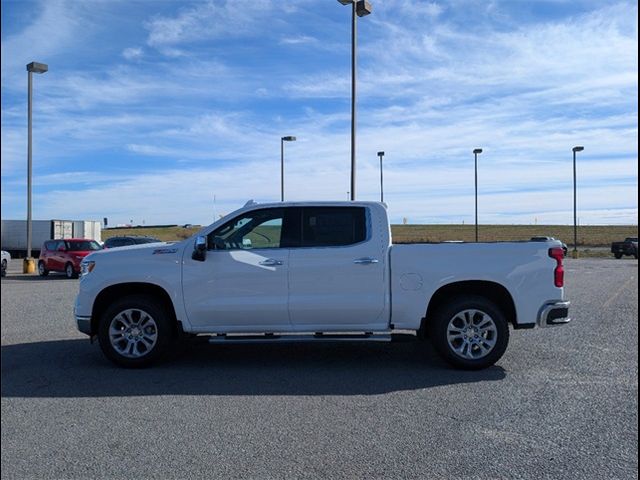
(353, 257, 379, 265)
(259, 258, 284, 266)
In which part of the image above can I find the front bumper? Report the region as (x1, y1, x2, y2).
(75, 313, 92, 335)
(537, 301, 570, 327)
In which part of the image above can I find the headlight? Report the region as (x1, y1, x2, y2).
(80, 261, 95, 276)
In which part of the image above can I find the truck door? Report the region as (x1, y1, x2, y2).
(182, 207, 293, 331)
(287, 206, 388, 331)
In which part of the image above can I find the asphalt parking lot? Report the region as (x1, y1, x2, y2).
(1, 258, 638, 479)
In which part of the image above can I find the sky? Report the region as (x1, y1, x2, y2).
(1, 0, 637, 226)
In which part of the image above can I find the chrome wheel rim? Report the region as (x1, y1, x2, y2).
(39, 263, 45, 274)
(66, 264, 73, 277)
(447, 309, 497, 360)
(109, 308, 158, 359)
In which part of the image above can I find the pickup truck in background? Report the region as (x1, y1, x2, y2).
(74, 201, 570, 370)
(611, 237, 638, 259)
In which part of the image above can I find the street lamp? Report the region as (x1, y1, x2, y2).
(280, 136, 296, 201)
(377, 151, 385, 202)
(338, 0, 372, 201)
(572, 146, 584, 257)
(473, 148, 483, 242)
(25, 61, 48, 273)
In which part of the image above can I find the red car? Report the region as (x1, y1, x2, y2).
(38, 238, 102, 278)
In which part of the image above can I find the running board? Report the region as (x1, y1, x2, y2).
(207, 333, 392, 344)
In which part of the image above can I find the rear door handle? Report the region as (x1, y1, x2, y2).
(259, 258, 284, 266)
(353, 257, 379, 265)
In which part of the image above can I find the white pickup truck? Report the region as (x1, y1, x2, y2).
(74, 201, 570, 369)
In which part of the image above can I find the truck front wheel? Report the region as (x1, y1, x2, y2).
(428, 295, 509, 370)
(98, 295, 173, 368)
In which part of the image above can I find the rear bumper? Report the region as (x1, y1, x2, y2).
(537, 301, 570, 327)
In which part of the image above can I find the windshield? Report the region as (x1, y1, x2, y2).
(66, 240, 102, 251)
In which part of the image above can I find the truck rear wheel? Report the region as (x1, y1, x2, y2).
(428, 295, 509, 370)
(98, 295, 174, 368)
(614, 253, 623, 259)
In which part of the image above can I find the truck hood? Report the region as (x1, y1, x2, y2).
(84, 241, 183, 261)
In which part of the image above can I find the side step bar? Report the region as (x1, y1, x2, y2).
(208, 332, 393, 344)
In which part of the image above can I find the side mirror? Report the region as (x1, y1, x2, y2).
(192, 236, 207, 261)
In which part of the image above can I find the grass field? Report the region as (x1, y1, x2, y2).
(390, 224, 638, 246)
(103, 224, 638, 251)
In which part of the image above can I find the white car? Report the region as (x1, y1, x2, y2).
(1, 250, 10, 277)
(75, 201, 570, 369)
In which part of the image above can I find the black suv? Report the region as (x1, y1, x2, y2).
(103, 236, 161, 249)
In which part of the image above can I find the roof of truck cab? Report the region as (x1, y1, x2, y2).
(242, 201, 387, 208)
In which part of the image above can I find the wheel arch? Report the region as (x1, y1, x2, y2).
(421, 280, 517, 334)
(91, 282, 180, 336)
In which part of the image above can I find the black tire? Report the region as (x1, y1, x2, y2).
(614, 253, 623, 259)
(98, 295, 174, 368)
(65, 262, 78, 279)
(1, 259, 6, 277)
(428, 295, 510, 370)
(38, 261, 49, 276)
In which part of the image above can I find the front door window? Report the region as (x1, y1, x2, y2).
(209, 208, 284, 250)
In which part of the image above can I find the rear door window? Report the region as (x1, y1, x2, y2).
(301, 207, 366, 247)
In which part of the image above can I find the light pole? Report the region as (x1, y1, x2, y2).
(473, 148, 483, 242)
(25, 61, 48, 273)
(377, 151, 385, 202)
(280, 136, 296, 201)
(338, 0, 372, 201)
(572, 146, 584, 257)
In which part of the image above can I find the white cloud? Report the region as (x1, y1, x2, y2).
(145, 0, 274, 48)
(122, 47, 144, 60)
(0, 0, 80, 88)
(279, 35, 318, 45)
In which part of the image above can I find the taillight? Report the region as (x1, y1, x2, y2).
(549, 247, 564, 287)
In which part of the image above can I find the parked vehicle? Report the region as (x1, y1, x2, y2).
(103, 236, 161, 249)
(74, 201, 570, 369)
(530, 236, 568, 257)
(39, 238, 103, 278)
(611, 237, 638, 259)
(0, 219, 101, 257)
(1, 250, 10, 277)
